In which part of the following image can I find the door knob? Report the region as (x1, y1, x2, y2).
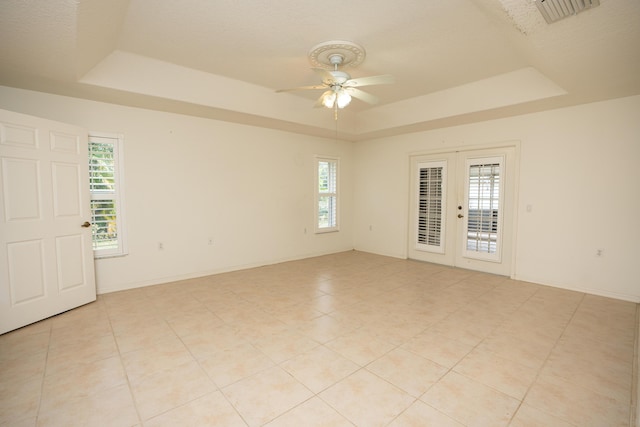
(457, 214, 464, 218)
(81, 221, 91, 228)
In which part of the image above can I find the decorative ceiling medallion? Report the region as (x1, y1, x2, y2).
(308, 40, 366, 68)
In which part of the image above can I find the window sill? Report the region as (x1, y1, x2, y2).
(315, 228, 340, 234)
(94, 251, 128, 260)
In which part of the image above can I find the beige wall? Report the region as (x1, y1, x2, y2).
(1, 86, 639, 301)
(353, 95, 640, 301)
(0, 86, 355, 293)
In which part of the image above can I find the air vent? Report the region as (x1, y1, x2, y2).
(534, 0, 600, 24)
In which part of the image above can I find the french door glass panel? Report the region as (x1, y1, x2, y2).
(462, 156, 504, 262)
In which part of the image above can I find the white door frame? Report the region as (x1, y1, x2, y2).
(408, 142, 520, 277)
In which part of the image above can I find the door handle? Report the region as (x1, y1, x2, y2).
(457, 214, 464, 218)
(81, 221, 91, 228)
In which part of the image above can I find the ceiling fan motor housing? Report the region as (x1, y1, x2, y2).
(328, 70, 350, 84)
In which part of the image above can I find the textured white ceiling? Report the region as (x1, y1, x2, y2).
(0, 0, 638, 140)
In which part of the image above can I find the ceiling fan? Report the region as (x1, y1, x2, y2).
(276, 40, 394, 110)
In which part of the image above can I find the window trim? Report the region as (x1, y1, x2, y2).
(315, 155, 340, 234)
(88, 132, 128, 258)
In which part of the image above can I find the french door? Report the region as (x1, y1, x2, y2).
(0, 109, 96, 334)
(408, 146, 517, 276)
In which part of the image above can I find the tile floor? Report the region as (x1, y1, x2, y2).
(0, 251, 637, 426)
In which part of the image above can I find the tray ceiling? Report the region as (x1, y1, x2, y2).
(0, 0, 638, 140)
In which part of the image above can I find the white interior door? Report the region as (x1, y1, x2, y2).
(408, 146, 517, 276)
(0, 109, 96, 334)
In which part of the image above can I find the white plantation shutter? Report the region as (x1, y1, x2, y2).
(88, 134, 126, 257)
(415, 161, 446, 253)
(316, 156, 339, 232)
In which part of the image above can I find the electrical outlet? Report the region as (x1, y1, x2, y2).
(208, 237, 214, 245)
(158, 242, 164, 250)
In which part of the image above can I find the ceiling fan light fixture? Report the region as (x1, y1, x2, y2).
(336, 91, 352, 108)
(321, 91, 337, 108)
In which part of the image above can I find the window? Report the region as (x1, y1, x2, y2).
(463, 156, 503, 261)
(88, 133, 127, 257)
(315, 156, 339, 233)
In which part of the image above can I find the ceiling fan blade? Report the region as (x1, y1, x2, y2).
(344, 87, 379, 105)
(312, 68, 336, 85)
(343, 74, 395, 88)
(275, 84, 327, 93)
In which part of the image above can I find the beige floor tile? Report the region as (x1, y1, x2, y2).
(293, 314, 358, 343)
(165, 309, 225, 337)
(388, 400, 465, 427)
(48, 315, 114, 347)
(0, 350, 46, 384)
(367, 348, 448, 397)
(361, 319, 427, 346)
(230, 316, 291, 342)
(40, 356, 128, 414)
(49, 300, 107, 329)
(6, 416, 37, 427)
(250, 328, 319, 363)
(108, 310, 163, 335)
(325, 329, 396, 366)
(421, 371, 520, 427)
(319, 368, 414, 427)
(4, 318, 52, 339)
(0, 252, 635, 426)
(555, 332, 633, 365)
(0, 376, 41, 426)
(541, 352, 632, 403)
(150, 293, 207, 319)
(45, 334, 118, 376)
(453, 348, 538, 400)
(199, 341, 275, 387)
(475, 331, 553, 370)
(524, 373, 630, 427)
(401, 329, 473, 368)
(265, 397, 353, 426)
(495, 318, 565, 347)
(509, 404, 575, 427)
(0, 331, 50, 362)
(222, 366, 313, 426)
(280, 345, 359, 393)
(130, 360, 216, 421)
(114, 320, 177, 354)
(121, 335, 195, 383)
(429, 315, 496, 347)
(270, 303, 324, 326)
(180, 324, 247, 360)
(144, 391, 246, 427)
(36, 384, 138, 427)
